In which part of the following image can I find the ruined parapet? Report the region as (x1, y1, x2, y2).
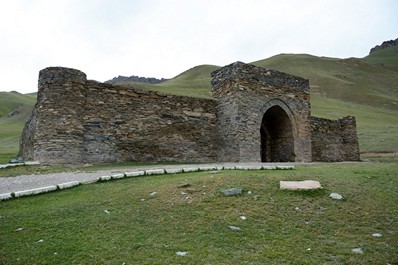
(20, 66, 218, 165)
(310, 116, 360, 161)
(19, 67, 87, 164)
(211, 62, 312, 162)
(339, 116, 360, 161)
(211, 61, 310, 98)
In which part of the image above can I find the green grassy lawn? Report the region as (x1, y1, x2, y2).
(1, 160, 397, 264)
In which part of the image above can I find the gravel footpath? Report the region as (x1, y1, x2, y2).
(0, 163, 293, 195)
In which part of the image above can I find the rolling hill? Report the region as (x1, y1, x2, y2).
(0, 41, 397, 162)
(0, 92, 36, 162)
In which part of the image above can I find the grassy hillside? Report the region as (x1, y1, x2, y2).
(253, 54, 398, 111)
(362, 45, 398, 69)
(121, 65, 219, 98)
(0, 92, 36, 163)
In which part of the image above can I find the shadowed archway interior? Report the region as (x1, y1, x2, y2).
(260, 105, 295, 162)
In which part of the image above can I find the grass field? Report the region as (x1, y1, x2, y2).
(0, 159, 397, 264)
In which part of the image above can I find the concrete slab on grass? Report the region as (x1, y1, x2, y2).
(14, 185, 58, 197)
(280, 180, 322, 191)
(125, 171, 145, 177)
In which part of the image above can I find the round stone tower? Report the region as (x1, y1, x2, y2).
(20, 67, 87, 164)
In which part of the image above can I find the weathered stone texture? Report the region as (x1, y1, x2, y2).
(310, 116, 360, 161)
(212, 62, 312, 162)
(20, 67, 217, 164)
(20, 62, 360, 164)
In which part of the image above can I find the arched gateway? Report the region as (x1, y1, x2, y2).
(261, 105, 295, 162)
(212, 61, 313, 163)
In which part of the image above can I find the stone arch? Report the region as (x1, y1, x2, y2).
(260, 99, 296, 162)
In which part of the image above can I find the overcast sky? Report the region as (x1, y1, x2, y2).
(1, 0, 397, 94)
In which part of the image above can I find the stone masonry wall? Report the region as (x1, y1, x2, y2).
(20, 67, 218, 164)
(211, 62, 312, 162)
(83, 80, 218, 163)
(20, 67, 87, 164)
(310, 116, 360, 161)
(20, 62, 360, 164)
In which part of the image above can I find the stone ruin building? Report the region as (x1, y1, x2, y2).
(19, 62, 360, 164)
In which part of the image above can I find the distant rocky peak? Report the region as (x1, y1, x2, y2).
(369, 38, 398, 54)
(105, 75, 169, 85)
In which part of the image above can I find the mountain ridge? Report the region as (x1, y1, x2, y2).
(369, 38, 398, 54)
(105, 75, 169, 85)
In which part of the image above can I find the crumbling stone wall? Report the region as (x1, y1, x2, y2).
(310, 116, 360, 161)
(20, 67, 217, 164)
(20, 62, 360, 164)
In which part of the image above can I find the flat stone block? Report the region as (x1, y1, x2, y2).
(236, 165, 262, 170)
(198, 166, 217, 171)
(99, 175, 111, 181)
(223, 166, 236, 170)
(0, 193, 12, 201)
(24, 161, 40, 166)
(263, 165, 277, 170)
(182, 167, 199, 173)
(276, 165, 295, 170)
(14, 185, 58, 197)
(216, 166, 224, 170)
(0, 163, 21, 169)
(111, 173, 125, 179)
(145, 169, 165, 175)
(125, 171, 145, 177)
(57, 181, 80, 190)
(280, 180, 322, 191)
(165, 168, 183, 174)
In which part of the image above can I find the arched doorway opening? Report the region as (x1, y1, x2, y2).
(260, 105, 295, 162)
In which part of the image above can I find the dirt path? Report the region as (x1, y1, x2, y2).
(0, 163, 294, 194)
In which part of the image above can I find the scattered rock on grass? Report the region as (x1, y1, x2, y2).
(149, 191, 157, 197)
(228, 225, 242, 231)
(372, 233, 383, 238)
(178, 183, 190, 188)
(330, 193, 343, 200)
(176, 251, 188, 256)
(352, 247, 363, 254)
(222, 188, 242, 196)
